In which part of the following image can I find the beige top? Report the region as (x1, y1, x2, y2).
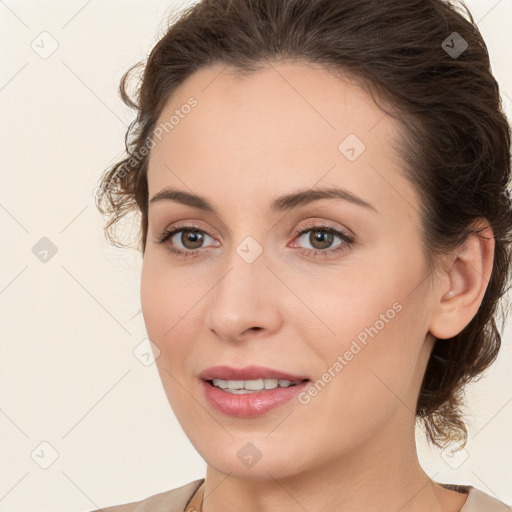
(89, 479, 511, 512)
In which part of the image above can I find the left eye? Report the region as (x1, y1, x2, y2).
(291, 224, 354, 254)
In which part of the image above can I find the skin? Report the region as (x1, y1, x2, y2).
(140, 61, 494, 512)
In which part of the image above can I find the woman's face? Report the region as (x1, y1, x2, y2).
(141, 62, 440, 479)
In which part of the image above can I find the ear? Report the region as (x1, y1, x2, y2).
(429, 218, 495, 340)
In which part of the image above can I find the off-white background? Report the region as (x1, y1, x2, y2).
(0, 1, 511, 511)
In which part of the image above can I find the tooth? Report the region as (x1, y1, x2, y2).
(244, 379, 265, 390)
(262, 378, 279, 390)
(211, 378, 301, 391)
(212, 379, 229, 389)
(227, 380, 245, 389)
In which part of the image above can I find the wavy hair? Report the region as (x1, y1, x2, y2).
(96, 0, 512, 451)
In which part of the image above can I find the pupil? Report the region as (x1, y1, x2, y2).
(182, 230, 203, 249)
(311, 230, 333, 249)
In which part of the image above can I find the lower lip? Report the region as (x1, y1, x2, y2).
(201, 380, 310, 418)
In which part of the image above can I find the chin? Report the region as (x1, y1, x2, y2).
(198, 438, 311, 481)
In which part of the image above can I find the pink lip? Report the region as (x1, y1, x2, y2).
(198, 365, 309, 382)
(198, 365, 310, 418)
(201, 379, 310, 418)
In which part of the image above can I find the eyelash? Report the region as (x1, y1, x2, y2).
(156, 221, 355, 260)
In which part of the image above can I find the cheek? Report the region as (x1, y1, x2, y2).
(140, 260, 203, 405)
(141, 257, 197, 337)
(293, 267, 422, 418)
(140, 257, 212, 380)
(294, 313, 420, 455)
(140, 260, 168, 340)
(289, 262, 406, 353)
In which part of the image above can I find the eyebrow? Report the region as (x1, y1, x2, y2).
(149, 185, 378, 214)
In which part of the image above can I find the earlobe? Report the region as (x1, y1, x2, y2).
(429, 219, 495, 340)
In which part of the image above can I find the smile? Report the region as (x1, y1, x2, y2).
(209, 378, 303, 393)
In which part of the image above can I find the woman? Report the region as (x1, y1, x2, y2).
(93, 0, 512, 510)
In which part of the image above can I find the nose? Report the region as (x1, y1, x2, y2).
(204, 251, 282, 343)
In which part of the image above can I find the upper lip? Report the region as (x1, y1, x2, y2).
(199, 365, 309, 382)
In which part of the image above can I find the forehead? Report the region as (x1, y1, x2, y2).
(147, 62, 418, 220)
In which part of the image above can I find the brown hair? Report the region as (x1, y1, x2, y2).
(96, 0, 512, 451)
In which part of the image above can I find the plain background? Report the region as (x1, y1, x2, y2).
(0, 1, 511, 511)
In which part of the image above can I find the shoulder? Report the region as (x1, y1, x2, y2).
(86, 478, 205, 512)
(458, 485, 511, 512)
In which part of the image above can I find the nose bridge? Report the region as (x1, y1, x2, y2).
(215, 221, 269, 296)
(205, 236, 281, 339)
(212, 239, 267, 312)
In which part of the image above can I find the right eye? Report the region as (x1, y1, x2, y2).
(157, 224, 219, 258)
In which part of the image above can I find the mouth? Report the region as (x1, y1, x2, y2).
(204, 377, 309, 394)
(198, 365, 312, 417)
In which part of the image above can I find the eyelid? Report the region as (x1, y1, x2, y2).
(157, 220, 218, 240)
(293, 219, 355, 240)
